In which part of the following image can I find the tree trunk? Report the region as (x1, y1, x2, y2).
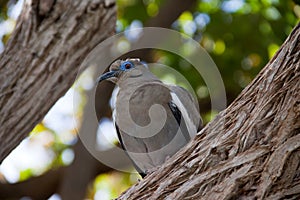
(0, 0, 116, 163)
(118, 23, 300, 199)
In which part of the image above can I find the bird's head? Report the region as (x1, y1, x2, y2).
(97, 58, 151, 85)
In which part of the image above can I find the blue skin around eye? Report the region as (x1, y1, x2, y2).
(120, 61, 133, 71)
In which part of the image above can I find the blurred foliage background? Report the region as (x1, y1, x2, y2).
(0, 0, 299, 199)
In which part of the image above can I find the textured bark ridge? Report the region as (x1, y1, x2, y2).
(0, 0, 116, 163)
(118, 24, 300, 199)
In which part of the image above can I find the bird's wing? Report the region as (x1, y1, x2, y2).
(168, 101, 190, 142)
(169, 85, 202, 134)
(115, 123, 146, 178)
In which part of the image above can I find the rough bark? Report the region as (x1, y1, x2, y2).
(0, 0, 116, 163)
(118, 23, 300, 199)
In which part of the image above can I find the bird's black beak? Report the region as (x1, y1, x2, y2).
(97, 71, 118, 83)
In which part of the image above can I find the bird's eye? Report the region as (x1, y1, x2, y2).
(125, 63, 132, 69)
(120, 61, 133, 71)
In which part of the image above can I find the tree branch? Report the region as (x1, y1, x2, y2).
(0, 0, 116, 163)
(118, 23, 300, 199)
(0, 168, 65, 200)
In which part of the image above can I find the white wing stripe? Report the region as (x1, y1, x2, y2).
(170, 92, 197, 138)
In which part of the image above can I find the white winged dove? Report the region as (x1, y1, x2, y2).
(97, 58, 202, 177)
